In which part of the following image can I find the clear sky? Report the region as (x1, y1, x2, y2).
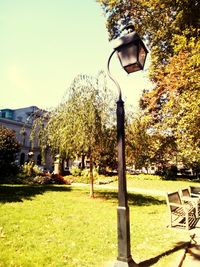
(0, 0, 150, 111)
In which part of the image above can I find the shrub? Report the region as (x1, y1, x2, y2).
(51, 174, 71, 184)
(162, 165, 178, 180)
(22, 162, 50, 177)
(0, 164, 21, 184)
(23, 162, 36, 177)
(73, 174, 90, 184)
(72, 168, 99, 184)
(33, 165, 44, 175)
(33, 174, 71, 185)
(70, 166, 82, 177)
(33, 175, 52, 185)
(82, 168, 99, 178)
(81, 168, 90, 178)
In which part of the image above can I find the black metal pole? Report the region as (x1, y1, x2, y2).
(113, 98, 137, 267)
(107, 50, 137, 267)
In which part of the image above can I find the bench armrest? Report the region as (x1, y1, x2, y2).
(191, 193, 200, 197)
(182, 196, 199, 203)
(169, 203, 182, 208)
(182, 196, 192, 201)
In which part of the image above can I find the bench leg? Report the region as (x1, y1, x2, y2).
(169, 214, 172, 228)
(196, 204, 199, 218)
(186, 213, 189, 230)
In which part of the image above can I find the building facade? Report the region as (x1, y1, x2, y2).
(0, 106, 53, 171)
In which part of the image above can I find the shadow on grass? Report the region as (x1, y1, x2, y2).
(188, 244, 200, 261)
(138, 241, 189, 266)
(95, 190, 165, 206)
(0, 185, 71, 203)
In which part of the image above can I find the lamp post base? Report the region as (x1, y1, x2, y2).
(113, 258, 138, 267)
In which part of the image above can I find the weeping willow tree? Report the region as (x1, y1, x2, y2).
(32, 71, 116, 197)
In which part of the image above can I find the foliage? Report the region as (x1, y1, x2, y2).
(0, 126, 21, 178)
(22, 161, 50, 177)
(97, 0, 199, 72)
(126, 113, 178, 172)
(21, 162, 70, 184)
(43, 72, 115, 160)
(81, 167, 99, 179)
(126, 113, 152, 169)
(98, 0, 200, 171)
(70, 167, 99, 184)
(161, 165, 178, 180)
(33, 175, 52, 184)
(70, 166, 82, 177)
(73, 173, 91, 184)
(141, 42, 200, 169)
(31, 71, 116, 197)
(29, 109, 50, 166)
(23, 161, 36, 177)
(33, 174, 71, 185)
(149, 134, 178, 170)
(98, 126, 117, 170)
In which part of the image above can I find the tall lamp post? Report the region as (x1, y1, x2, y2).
(107, 25, 148, 267)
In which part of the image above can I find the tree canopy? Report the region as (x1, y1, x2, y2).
(97, 0, 199, 72)
(44, 72, 116, 163)
(98, 0, 200, 172)
(32, 72, 117, 196)
(0, 126, 21, 178)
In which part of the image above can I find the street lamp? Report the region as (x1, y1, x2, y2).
(107, 25, 148, 267)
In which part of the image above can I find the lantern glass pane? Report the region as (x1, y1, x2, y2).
(138, 43, 147, 69)
(117, 43, 138, 68)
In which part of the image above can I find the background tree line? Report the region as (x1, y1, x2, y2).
(97, 0, 200, 176)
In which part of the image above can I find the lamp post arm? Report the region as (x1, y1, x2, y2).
(107, 50, 122, 101)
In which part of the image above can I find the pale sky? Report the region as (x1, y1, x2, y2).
(0, 0, 151, 111)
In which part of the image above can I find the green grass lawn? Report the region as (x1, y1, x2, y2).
(111, 174, 200, 193)
(0, 180, 195, 267)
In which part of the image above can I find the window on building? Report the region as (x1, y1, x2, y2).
(37, 154, 41, 165)
(0, 109, 13, 120)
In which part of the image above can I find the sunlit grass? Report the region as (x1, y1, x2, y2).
(111, 174, 200, 193)
(0, 184, 192, 266)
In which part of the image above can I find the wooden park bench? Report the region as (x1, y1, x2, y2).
(166, 191, 196, 230)
(179, 187, 200, 218)
(189, 186, 200, 196)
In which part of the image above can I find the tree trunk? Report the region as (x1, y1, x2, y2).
(89, 155, 94, 198)
(81, 154, 85, 170)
